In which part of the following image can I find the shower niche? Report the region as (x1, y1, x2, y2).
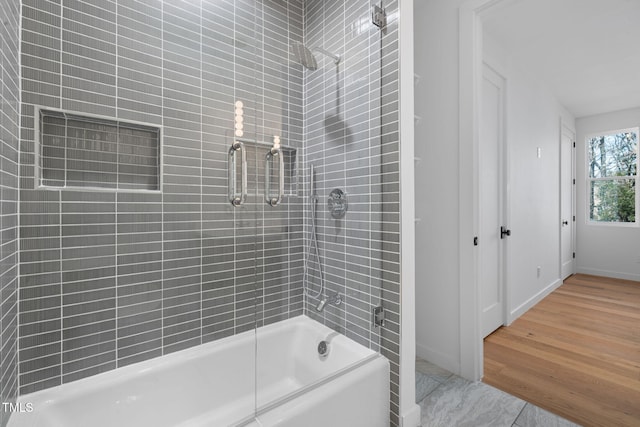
(35, 108, 161, 192)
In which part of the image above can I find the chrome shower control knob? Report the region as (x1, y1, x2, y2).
(328, 188, 348, 219)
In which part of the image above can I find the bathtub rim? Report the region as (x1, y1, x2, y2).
(234, 352, 384, 427)
(11, 314, 384, 427)
(16, 314, 371, 401)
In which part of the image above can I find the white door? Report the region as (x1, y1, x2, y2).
(480, 64, 507, 338)
(560, 126, 575, 279)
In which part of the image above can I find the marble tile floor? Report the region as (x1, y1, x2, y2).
(416, 358, 581, 427)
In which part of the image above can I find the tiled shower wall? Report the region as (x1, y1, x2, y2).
(19, 0, 304, 394)
(302, 1, 401, 425)
(18, 0, 403, 424)
(0, 0, 21, 425)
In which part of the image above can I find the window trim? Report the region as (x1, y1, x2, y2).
(585, 126, 639, 227)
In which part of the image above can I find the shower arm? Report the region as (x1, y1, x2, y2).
(313, 47, 341, 65)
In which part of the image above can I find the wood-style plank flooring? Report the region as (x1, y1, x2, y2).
(483, 274, 640, 427)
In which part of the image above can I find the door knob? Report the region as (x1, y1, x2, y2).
(500, 226, 511, 239)
(562, 220, 568, 226)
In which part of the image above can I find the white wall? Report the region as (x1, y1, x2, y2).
(414, 0, 463, 373)
(576, 108, 640, 281)
(484, 34, 575, 320)
(399, 0, 421, 424)
(414, 0, 575, 375)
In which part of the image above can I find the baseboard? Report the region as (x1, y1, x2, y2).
(509, 278, 563, 322)
(400, 403, 421, 427)
(416, 342, 460, 375)
(576, 267, 640, 282)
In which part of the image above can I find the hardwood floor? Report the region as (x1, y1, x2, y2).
(483, 274, 640, 427)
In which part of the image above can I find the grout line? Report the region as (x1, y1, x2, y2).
(114, 0, 119, 369)
(58, 0, 65, 384)
(199, 0, 203, 347)
(160, 0, 165, 357)
(15, 0, 23, 402)
(512, 402, 528, 427)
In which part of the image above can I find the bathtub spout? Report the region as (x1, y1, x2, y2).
(315, 293, 342, 312)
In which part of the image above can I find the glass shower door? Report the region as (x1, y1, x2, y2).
(207, 0, 300, 421)
(213, 0, 400, 423)
(201, 1, 262, 424)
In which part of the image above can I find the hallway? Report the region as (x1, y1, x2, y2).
(483, 274, 640, 426)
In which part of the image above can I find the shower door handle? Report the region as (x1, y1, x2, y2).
(265, 147, 284, 206)
(228, 141, 247, 207)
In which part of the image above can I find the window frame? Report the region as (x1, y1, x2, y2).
(585, 126, 639, 227)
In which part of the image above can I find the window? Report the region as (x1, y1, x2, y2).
(586, 128, 638, 225)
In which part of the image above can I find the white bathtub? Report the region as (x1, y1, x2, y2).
(8, 315, 389, 427)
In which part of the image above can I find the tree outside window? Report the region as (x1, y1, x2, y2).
(587, 128, 638, 224)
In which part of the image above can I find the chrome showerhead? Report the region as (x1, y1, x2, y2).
(291, 41, 318, 70)
(290, 41, 341, 71)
